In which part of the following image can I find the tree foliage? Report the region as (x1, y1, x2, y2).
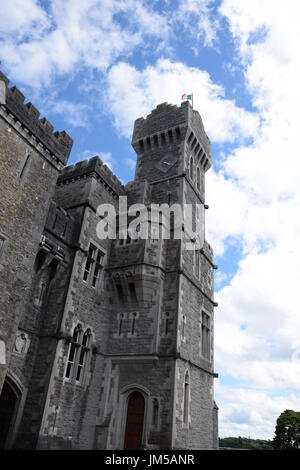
(272, 409, 300, 450)
(219, 436, 273, 450)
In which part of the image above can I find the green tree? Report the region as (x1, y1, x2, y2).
(273, 410, 300, 449)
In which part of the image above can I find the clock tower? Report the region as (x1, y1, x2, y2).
(108, 100, 218, 449)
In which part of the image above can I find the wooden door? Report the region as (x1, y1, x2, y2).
(123, 392, 145, 450)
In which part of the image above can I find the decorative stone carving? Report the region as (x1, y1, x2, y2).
(13, 331, 30, 357)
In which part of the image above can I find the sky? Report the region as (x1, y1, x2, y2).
(1, 0, 300, 440)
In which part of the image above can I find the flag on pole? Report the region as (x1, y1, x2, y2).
(181, 93, 193, 108)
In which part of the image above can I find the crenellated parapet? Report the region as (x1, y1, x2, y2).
(132, 100, 211, 172)
(0, 71, 73, 165)
(57, 156, 125, 197)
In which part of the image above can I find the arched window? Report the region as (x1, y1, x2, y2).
(190, 156, 194, 180)
(65, 324, 92, 384)
(196, 167, 200, 191)
(183, 371, 190, 426)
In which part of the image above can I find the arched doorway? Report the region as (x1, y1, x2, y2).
(124, 391, 145, 450)
(0, 376, 21, 449)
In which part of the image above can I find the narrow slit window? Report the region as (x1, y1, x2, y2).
(195, 250, 200, 279)
(201, 312, 211, 360)
(152, 399, 159, 425)
(197, 167, 200, 191)
(175, 127, 181, 139)
(52, 214, 58, 230)
(83, 244, 96, 282)
(0, 236, 5, 261)
(38, 282, 46, 305)
(92, 250, 104, 288)
(182, 315, 186, 339)
(190, 156, 194, 180)
(168, 129, 173, 143)
(62, 221, 68, 237)
(116, 283, 125, 304)
(131, 313, 137, 335)
(165, 312, 170, 336)
(128, 282, 138, 304)
(183, 372, 189, 425)
(160, 132, 166, 145)
(187, 132, 194, 145)
(118, 314, 124, 336)
(153, 135, 159, 147)
(19, 153, 31, 181)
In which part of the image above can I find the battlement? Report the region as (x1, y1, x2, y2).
(0, 71, 73, 165)
(132, 100, 211, 163)
(57, 155, 125, 196)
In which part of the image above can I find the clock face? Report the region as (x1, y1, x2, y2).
(155, 153, 177, 173)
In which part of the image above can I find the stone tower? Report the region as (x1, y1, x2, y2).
(0, 71, 72, 401)
(0, 71, 217, 450)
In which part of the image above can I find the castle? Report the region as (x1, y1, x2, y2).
(0, 71, 218, 450)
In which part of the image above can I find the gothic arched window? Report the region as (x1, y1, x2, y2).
(65, 324, 92, 384)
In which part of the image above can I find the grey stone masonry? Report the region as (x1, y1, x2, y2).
(0, 74, 218, 450)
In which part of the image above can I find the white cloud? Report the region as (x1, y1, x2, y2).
(0, 0, 49, 37)
(48, 99, 91, 129)
(0, 0, 170, 89)
(106, 58, 258, 142)
(175, 0, 219, 47)
(217, 383, 300, 439)
(204, 0, 300, 437)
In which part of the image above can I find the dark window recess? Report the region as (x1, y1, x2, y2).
(92, 250, 104, 288)
(118, 314, 124, 336)
(197, 167, 200, 191)
(128, 282, 138, 304)
(0, 237, 4, 260)
(168, 130, 173, 143)
(34, 250, 46, 272)
(139, 140, 144, 152)
(131, 313, 137, 335)
(183, 372, 189, 425)
(146, 137, 151, 150)
(187, 132, 194, 144)
(152, 399, 159, 425)
(190, 156, 194, 180)
(62, 222, 68, 237)
(165, 313, 170, 335)
(153, 135, 159, 147)
(160, 132, 166, 145)
(201, 312, 211, 359)
(175, 127, 181, 139)
(19, 153, 31, 181)
(116, 283, 125, 303)
(52, 214, 58, 230)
